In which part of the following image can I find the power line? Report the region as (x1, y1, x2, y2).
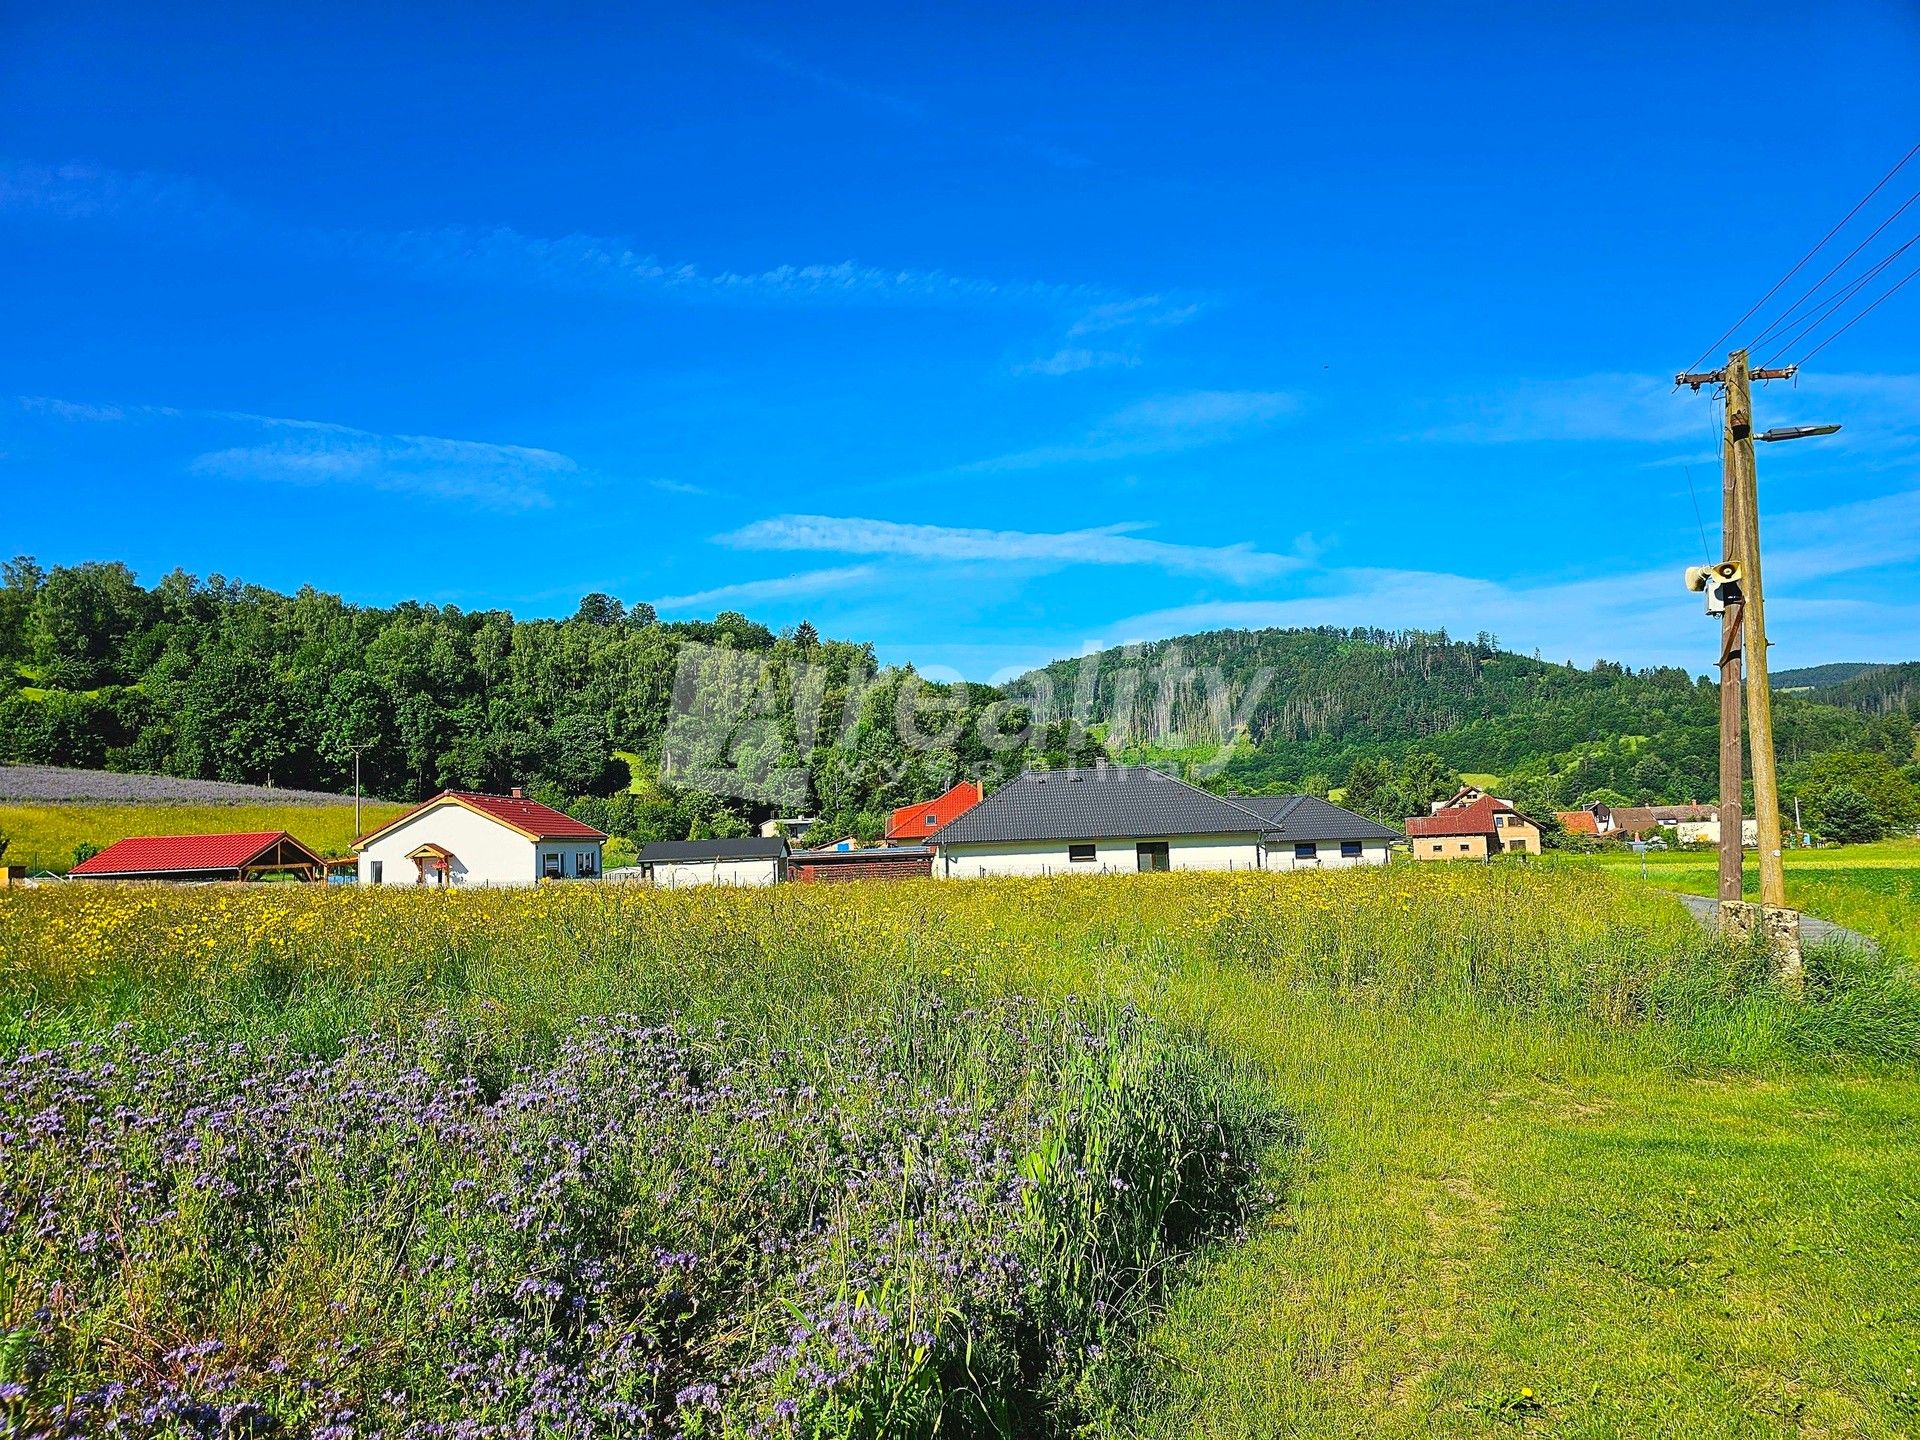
(1684, 465, 1712, 561)
(1746, 188, 1920, 353)
(1761, 230, 1920, 367)
(1681, 140, 1920, 377)
(1795, 258, 1920, 366)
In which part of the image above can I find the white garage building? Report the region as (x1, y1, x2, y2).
(634, 836, 789, 888)
(354, 789, 607, 887)
(927, 766, 1400, 879)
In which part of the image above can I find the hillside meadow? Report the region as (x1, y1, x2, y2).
(0, 800, 410, 873)
(2, 864, 1918, 1437)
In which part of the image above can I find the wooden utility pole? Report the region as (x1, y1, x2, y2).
(1725, 354, 1789, 914)
(1715, 394, 1745, 908)
(1677, 350, 1803, 981)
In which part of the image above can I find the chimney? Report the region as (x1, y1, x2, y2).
(510, 786, 524, 799)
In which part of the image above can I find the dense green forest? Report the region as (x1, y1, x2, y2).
(0, 558, 1096, 843)
(3, 561, 1916, 843)
(1010, 627, 1920, 837)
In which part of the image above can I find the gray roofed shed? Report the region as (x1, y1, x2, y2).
(637, 837, 789, 863)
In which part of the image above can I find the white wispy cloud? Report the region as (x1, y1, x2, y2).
(1, 159, 1105, 311)
(1089, 484, 1920, 670)
(719, 514, 1302, 583)
(723, 35, 1091, 170)
(17, 395, 134, 422)
(1015, 295, 1202, 380)
(1065, 295, 1201, 337)
(961, 388, 1298, 471)
(190, 421, 572, 510)
(23, 392, 574, 510)
(1422, 373, 1709, 444)
(652, 565, 876, 612)
(1013, 347, 1141, 377)
(1422, 368, 1920, 452)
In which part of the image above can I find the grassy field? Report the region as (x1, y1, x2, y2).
(1594, 838, 1920, 960)
(0, 799, 412, 872)
(2, 866, 1917, 1436)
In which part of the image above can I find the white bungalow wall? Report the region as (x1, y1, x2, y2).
(937, 834, 1391, 879)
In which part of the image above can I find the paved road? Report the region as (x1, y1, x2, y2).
(1672, 891, 1877, 951)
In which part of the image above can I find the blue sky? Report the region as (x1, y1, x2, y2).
(4, 2, 1919, 681)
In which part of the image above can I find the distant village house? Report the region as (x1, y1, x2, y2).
(1405, 795, 1543, 860)
(885, 781, 984, 846)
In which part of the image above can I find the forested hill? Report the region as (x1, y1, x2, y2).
(3, 559, 1916, 843)
(0, 558, 1096, 842)
(1008, 627, 1920, 820)
(1772, 662, 1884, 691)
(1797, 662, 1920, 718)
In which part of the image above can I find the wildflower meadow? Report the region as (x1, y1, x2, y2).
(3, 865, 1918, 1437)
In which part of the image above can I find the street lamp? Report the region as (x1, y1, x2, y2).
(1758, 424, 1841, 443)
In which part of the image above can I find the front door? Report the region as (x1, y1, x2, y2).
(1136, 841, 1170, 872)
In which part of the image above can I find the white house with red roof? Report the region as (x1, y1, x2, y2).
(353, 788, 607, 887)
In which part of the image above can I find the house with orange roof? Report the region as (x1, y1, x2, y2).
(353, 787, 607, 887)
(1555, 808, 1602, 838)
(885, 781, 984, 846)
(1405, 795, 1543, 861)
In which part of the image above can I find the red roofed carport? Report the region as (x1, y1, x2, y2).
(69, 831, 329, 882)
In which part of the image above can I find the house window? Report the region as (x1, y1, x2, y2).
(1494, 814, 1506, 827)
(1068, 843, 1096, 863)
(1294, 842, 1318, 860)
(1136, 841, 1170, 872)
(1459, 842, 1471, 852)
(575, 851, 598, 878)
(1341, 841, 1363, 858)
(369, 860, 383, 884)
(542, 852, 563, 879)
(1506, 839, 1525, 853)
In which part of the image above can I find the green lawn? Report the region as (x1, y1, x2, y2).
(1594, 839, 1920, 960)
(1132, 991, 1920, 1437)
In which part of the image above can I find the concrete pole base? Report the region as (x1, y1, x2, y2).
(1720, 900, 1805, 991)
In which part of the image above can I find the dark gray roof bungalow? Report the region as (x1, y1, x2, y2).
(927, 767, 1400, 876)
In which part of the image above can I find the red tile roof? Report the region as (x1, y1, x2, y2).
(356, 790, 606, 848)
(1405, 796, 1520, 839)
(886, 781, 984, 842)
(71, 831, 309, 877)
(1556, 810, 1600, 836)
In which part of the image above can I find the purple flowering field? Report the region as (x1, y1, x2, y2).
(0, 997, 1274, 1438)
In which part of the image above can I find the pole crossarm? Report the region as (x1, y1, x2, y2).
(1676, 365, 1796, 390)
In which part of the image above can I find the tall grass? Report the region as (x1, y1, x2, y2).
(3, 864, 1917, 1437)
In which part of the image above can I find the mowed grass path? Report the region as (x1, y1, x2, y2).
(1133, 992, 1920, 1436)
(3, 865, 1917, 1436)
